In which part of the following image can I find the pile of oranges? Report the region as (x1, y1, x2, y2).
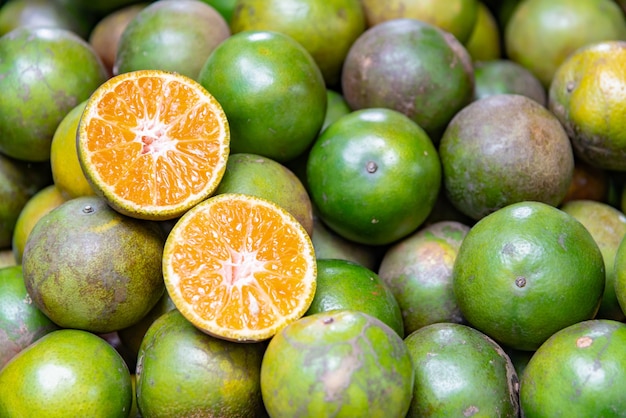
(1, 0, 626, 416)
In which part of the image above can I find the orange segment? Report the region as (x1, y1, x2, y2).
(77, 69, 230, 220)
(163, 193, 317, 342)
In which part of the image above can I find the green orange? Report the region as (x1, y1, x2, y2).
(198, 30, 327, 162)
(0, 0, 91, 38)
(474, 59, 547, 106)
(465, 1, 501, 61)
(306, 108, 441, 246)
(453, 201, 605, 351)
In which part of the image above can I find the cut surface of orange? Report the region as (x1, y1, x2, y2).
(77, 69, 230, 220)
(163, 193, 317, 342)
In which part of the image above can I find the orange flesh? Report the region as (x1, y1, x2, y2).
(168, 198, 314, 333)
(83, 75, 226, 207)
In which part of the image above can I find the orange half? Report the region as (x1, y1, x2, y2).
(77, 69, 230, 220)
(163, 193, 317, 342)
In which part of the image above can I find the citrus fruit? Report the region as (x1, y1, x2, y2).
(341, 18, 475, 141)
(360, 0, 479, 45)
(404, 322, 520, 417)
(200, 0, 237, 23)
(520, 319, 626, 417)
(0, 26, 108, 162)
(136, 309, 266, 417)
(230, 0, 366, 87)
(0, 153, 52, 249)
(198, 29, 327, 162)
(549, 41, 626, 171)
(465, 1, 501, 61)
(77, 69, 230, 221)
(453, 201, 606, 351)
(613, 234, 626, 317)
(22, 195, 166, 333)
(114, 0, 230, 79)
(306, 108, 441, 246)
(50, 100, 95, 199)
(0, 0, 91, 38)
(505, 0, 626, 87)
(0, 328, 132, 417)
(0, 265, 58, 369)
(322, 89, 352, 133)
(88, 3, 148, 76)
(562, 159, 609, 204)
(162, 193, 317, 342)
(378, 221, 470, 336)
(11, 184, 66, 264)
(561, 199, 626, 321)
(474, 59, 547, 106)
(439, 94, 574, 221)
(260, 309, 414, 418)
(214, 152, 314, 236)
(305, 258, 404, 337)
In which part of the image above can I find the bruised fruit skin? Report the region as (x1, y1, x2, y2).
(261, 310, 414, 418)
(0, 265, 58, 369)
(405, 323, 520, 417)
(22, 196, 165, 333)
(136, 309, 266, 417)
(0, 329, 132, 417)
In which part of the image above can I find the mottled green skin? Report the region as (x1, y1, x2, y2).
(341, 18, 474, 141)
(0, 329, 132, 417)
(378, 221, 470, 336)
(22, 196, 165, 333)
(0, 26, 107, 161)
(0, 153, 52, 248)
(440, 94, 574, 221)
(305, 259, 404, 337)
(261, 310, 414, 417)
(474, 59, 547, 106)
(306, 108, 441, 246)
(0, 265, 57, 369)
(198, 30, 327, 162)
(114, 0, 230, 79)
(136, 309, 266, 417)
(453, 201, 605, 351)
(520, 320, 626, 417)
(214, 153, 314, 236)
(404, 323, 520, 417)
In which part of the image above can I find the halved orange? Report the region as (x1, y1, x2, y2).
(77, 69, 230, 220)
(162, 193, 317, 342)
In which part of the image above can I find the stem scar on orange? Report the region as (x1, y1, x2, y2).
(77, 69, 230, 221)
(162, 193, 317, 342)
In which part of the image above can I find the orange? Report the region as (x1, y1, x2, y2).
(0, 328, 132, 417)
(22, 195, 166, 333)
(465, 1, 501, 61)
(520, 319, 626, 416)
(77, 69, 230, 221)
(0, 26, 108, 162)
(197, 29, 327, 162)
(378, 220, 470, 336)
(549, 41, 626, 171)
(404, 323, 520, 417)
(341, 18, 474, 142)
(11, 184, 66, 264)
(613, 234, 626, 317)
(321, 89, 352, 133)
(474, 59, 547, 106)
(136, 309, 266, 416)
(0, 0, 92, 38)
(504, 0, 626, 87)
(305, 258, 404, 337)
(200, 0, 237, 23)
(162, 193, 317, 342)
(439, 94, 574, 221)
(561, 199, 626, 321)
(230, 0, 366, 87)
(0, 265, 58, 369)
(213, 152, 314, 236)
(114, 0, 230, 79)
(260, 310, 414, 417)
(306, 108, 441, 246)
(50, 100, 95, 199)
(453, 201, 606, 351)
(360, 0, 479, 44)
